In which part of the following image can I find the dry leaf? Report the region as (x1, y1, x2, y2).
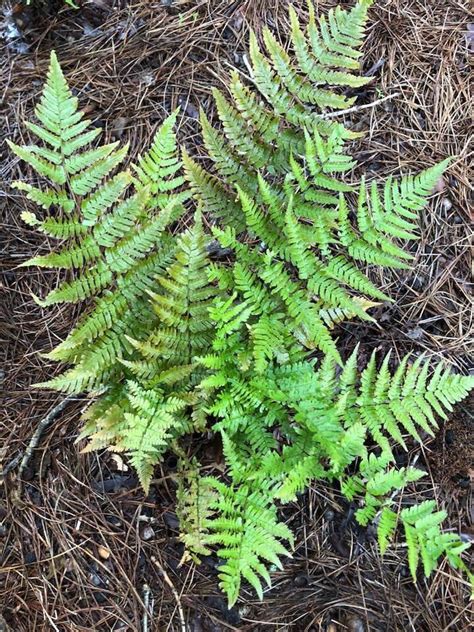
(110, 453, 128, 472)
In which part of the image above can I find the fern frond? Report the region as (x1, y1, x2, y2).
(377, 507, 398, 554)
(81, 172, 131, 226)
(289, 5, 372, 88)
(318, 297, 380, 329)
(8, 52, 128, 203)
(182, 148, 245, 230)
(176, 459, 217, 560)
(12, 181, 75, 214)
(307, 0, 372, 70)
(112, 382, 189, 492)
(400, 501, 470, 581)
(248, 30, 352, 138)
(132, 109, 189, 209)
(205, 479, 293, 606)
(20, 210, 87, 239)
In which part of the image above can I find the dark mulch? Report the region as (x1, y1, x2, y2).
(1, 1, 472, 630)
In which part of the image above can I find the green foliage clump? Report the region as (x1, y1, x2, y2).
(10, 0, 473, 608)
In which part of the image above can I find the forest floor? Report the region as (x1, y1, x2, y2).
(0, 1, 473, 630)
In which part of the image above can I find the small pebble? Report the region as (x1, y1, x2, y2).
(441, 198, 453, 212)
(346, 615, 365, 632)
(0, 524, 7, 537)
(163, 512, 179, 530)
(105, 516, 122, 529)
(24, 551, 37, 564)
(98, 546, 110, 560)
(93, 591, 107, 604)
(90, 571, 103, 587)
(367, 161, 381, 172)
(433, 176, 446, 193)
(406, 326, 424, 341)
(324, 509, 335, 521)
(141, 526, 155, 541)
(294, 574, 308, 587)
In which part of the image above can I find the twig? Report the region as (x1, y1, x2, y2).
(363, 57, 386, 77)
(142, 583, 152, 632)
(1, 395, 77, 482)
(0, 453, 22, 479)
(321, 92, 399, 119)
(150, 555, 187, 632)
(17, 394, 77, 479)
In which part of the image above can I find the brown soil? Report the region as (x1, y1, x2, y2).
(1, 1, 473, 630)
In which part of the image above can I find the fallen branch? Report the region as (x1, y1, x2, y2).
(0, 453, 22, 480)
(1, 394, 77, 482)
(18, 394, 77, 478)
(150, 555, 186, 632)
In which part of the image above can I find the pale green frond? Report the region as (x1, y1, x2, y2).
(377, 507, 398, 554)
(12, 181, 75, 214)
(21, 211, 86, 239)
(176, 459, 217, 560)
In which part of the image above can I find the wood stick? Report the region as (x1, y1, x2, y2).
(17, 394, 77, 478)
(142, 583, 152, 632)
(151, 555, 187, 632)
(321, 92, 399, 119)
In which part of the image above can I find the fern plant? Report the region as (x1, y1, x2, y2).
(194, 313, 473, 602)
(11, 1, 473, 609)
